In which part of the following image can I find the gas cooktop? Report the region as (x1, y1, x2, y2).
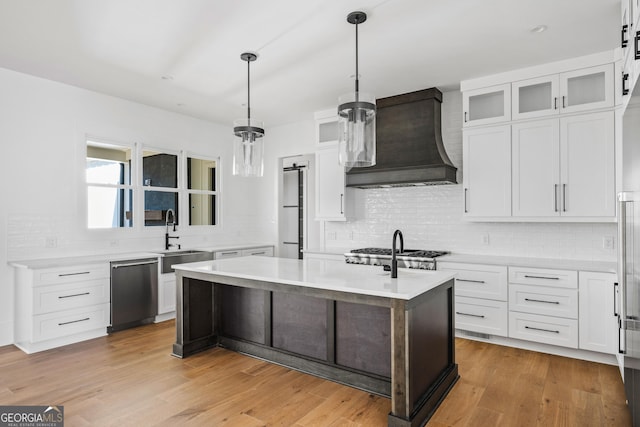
(344, 248, 449, 270)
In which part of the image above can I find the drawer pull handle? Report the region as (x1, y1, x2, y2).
(58, 292, 90, 299)
(524, 298, 560, 305)
(58, 272, 90, 277)
(457, 279, 486, 284)
(524, 275, 559, 280)
(456, 311, 485, 319)
(221, 252, 238, 255)
(251, 252, 266, 255)
(525, 326, 560, 334)
(58, 317, 90, 326)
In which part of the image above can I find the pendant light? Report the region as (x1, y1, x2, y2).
(233, 52, 264, 177)
(338, 11, 376, 168)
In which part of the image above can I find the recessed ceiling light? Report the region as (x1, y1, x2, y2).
(161, 75, 174, 81)
(530, 25, 548, 34)
(177, 103, 185, 107)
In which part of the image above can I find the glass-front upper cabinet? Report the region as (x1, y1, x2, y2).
(512, 64, 614, 120)
(462, 84, 511, 127)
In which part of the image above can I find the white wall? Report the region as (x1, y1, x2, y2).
(0, 67, 273, 345)
(324, 90, 618, 262)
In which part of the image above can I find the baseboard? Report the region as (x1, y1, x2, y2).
(455, 329, 618, 366)
(0, 319, 13, 346)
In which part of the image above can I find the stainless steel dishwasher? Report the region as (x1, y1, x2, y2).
(109, 258, 159, 332)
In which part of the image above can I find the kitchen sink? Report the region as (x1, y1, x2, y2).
(156, 250, 213, 274)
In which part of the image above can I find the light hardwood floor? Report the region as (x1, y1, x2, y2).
(0, 320, 632, 426)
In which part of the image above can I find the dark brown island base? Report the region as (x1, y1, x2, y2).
(171, 256, 458, 427)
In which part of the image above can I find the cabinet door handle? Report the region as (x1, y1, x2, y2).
(456, 312, 485, 319)
(562, 96, 566, 109)
(524, 275, 560, 280)
(457, 279, 486, 284)
(614, 282, 619, 316)
(554, 184, 558, 212)
(464, 188, 469, 213)
(340, 193, 344, 214)
(58, 317, 90, 326)
(464, 111, 468, 123)
(636, 31, 640, 60)
(525, 325, 560, 334)
(554, 97, 558, 110)
(525, 298, 560, 305)
(622, 24, 629, 48)
(562, 184, 567, 212)
(58, 271, 90, 277)
(623, 73, 630, 96)
(58, 292, 90, 299)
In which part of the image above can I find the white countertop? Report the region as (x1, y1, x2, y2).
(9, 242, 274, 269)
(173, 256, 456, 301)
(438, 253, 617, 274)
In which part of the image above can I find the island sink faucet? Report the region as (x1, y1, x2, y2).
(391, 229, 404, 278)
(165, 209, 180, 250)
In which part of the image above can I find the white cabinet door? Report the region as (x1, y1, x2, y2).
(560, 111, 615, 217)
(578, 272, 618, 354)
(315, 145, 347, 221)
(512, 75, 560, 121)
(315, 108, 339, 147)
(462, 84, 511, 127)
(559, 64, 614, 114)
(462, 125, 511, 217)
(512, 119, 560, 217)
(158, 274, 176, 314)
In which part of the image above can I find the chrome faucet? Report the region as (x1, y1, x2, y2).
(391, 229, 404, 278)
(165, 209, 179, 250)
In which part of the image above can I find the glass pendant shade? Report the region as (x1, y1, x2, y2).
(233, 118, 264, 177)
(338, 91, 376, 168)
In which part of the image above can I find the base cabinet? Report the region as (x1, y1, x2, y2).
(578, 272, 618, 354)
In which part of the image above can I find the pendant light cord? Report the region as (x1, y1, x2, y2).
(247, 58, 251, 126)
(354, 20, 359, 98)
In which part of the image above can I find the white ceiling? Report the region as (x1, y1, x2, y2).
(0, 0, 620, 127)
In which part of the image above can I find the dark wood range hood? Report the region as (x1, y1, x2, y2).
(346, 87, 457, 188)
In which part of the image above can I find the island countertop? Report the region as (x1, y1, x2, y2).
(172, 256, 456, 301)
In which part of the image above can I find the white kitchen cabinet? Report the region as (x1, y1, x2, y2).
(438, 262, 508, 337)
(242, 246, 274, 257)
(215, 249, 243, 259)
(508, 266, 578, 349)
(462, 125, 511, 218)
(158, 273, 176, 315)
(314, 108, 339, 147)
(578, 272, 618, 354)
(462, 84, 511, 127)
(512, 65, 614, 120)
(315, 144, 349, 221)
(560, 111, 615, 217)
(14, 262, 111, 353)
(511, 111, 615, 218)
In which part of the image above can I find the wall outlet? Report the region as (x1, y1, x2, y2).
(45, 237, 57, 248)
(603, 236, 615, 250)
(481, 233, 490, 245)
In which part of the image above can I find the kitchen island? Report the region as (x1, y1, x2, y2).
(172, 256, 458, 427)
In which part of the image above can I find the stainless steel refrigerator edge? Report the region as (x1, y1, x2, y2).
(109, 258, 158, 332)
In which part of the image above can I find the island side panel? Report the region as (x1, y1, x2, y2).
(218, 285, 268, 345)
(335, 301, 391, 378)
(172, 275, 217, 358)
(272, 293, 329, 360)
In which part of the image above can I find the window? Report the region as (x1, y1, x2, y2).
(142, 150, 179, 227)
(86, 140, 220, 229)
(187, 157, 218, 226)
(86, 141, 133, 228)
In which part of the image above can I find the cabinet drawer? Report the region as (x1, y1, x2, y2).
(33, 279, 110, 315)
(241, 247, 274, 257)
(439, 262, 507, 300)
(509, 266, 577, 289)
(32, 303, 110, 342)
(35, 263, 110, 286)
(509, 284, 577, 318)
(455, 296, 508, 337)
(215, 250, 242, 259)
(509, 311, 578, 348)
